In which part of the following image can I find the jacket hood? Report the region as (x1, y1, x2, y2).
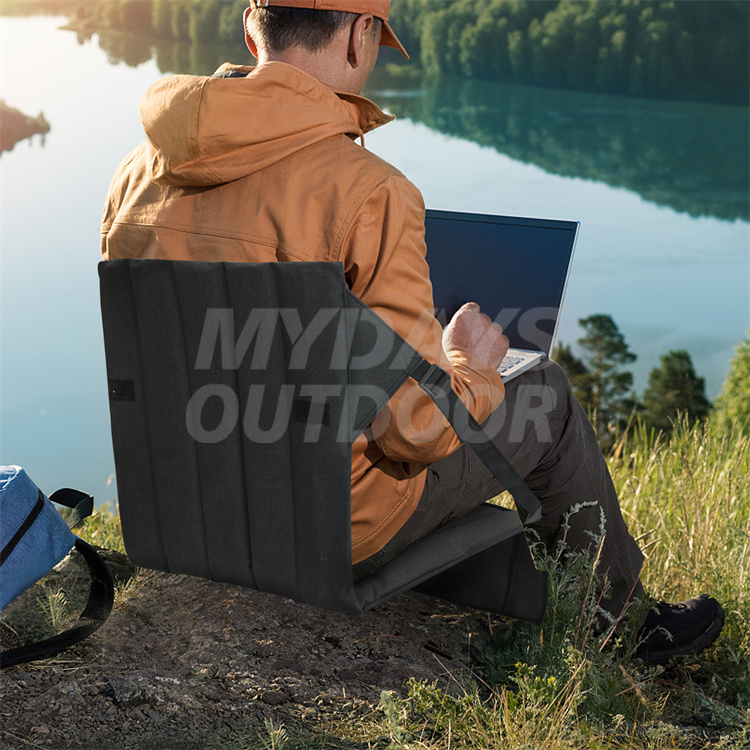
(139, 62, 394, 187)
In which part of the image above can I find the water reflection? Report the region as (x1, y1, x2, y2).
(66, 26, 750, 224)
(367, 68, 749, 223)
(75, 25, 248, 78)
(70, 26, 749, 223)
(0, 101, 50, 153)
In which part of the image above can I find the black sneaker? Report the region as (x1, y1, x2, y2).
(634, 594, 725, 665)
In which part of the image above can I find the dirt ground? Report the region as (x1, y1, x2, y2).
(0, 549, 505, 749)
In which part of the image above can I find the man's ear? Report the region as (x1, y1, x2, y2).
(347, 12, 375, 68)
(244, 7, 259, 59)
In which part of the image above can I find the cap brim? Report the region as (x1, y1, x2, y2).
(381, 20, 409, 59)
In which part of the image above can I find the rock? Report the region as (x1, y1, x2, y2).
(260, 689, 290, 705)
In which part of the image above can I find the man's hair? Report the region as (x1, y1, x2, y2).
(248, 7, 381, 54)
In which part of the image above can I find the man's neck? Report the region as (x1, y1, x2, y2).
(257, 45, 351, 93)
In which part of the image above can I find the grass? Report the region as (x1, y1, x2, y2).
(72, 501, 127, 554)
(349, 416, 750, 749)
(5, 418, 748, 749)
(239, 416, 749, 749)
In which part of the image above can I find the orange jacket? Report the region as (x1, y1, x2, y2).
(101, 61, 504, 562)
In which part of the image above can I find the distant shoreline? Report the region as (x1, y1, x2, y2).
(0, 100, 50, 153)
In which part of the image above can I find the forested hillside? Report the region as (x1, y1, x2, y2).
(389, 0, 748, 104)
(4, 0, 748, 104)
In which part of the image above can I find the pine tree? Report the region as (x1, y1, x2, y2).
(641, 350, 711, 434)
(576, 314, 636, 445)
(552, 342, 593, 412)
(712, 331, 750, 437)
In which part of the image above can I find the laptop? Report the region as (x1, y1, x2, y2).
(425, 209, 579, 382)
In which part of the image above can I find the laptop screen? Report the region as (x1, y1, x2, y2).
(425, 209, 579, 354)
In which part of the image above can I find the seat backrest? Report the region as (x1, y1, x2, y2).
(99, 259, 547, 619)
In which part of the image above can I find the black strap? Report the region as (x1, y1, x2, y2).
(0, 538, 114, 669)
(49, 488, 94, 530)
(410, 358, 542, 525)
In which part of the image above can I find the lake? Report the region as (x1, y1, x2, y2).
(1, 15, 748, 502)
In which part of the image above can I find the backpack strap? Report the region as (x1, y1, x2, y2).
(0, 538, 114, 668)
(48, 488, 94, 530)
(410, 358, 542, 525)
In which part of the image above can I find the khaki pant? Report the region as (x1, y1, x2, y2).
(354, 360, 644, 617)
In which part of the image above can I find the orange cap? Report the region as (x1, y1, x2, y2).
(250, 0, 409, 59)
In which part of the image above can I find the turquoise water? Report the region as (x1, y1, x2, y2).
(1, 16, 748, 500)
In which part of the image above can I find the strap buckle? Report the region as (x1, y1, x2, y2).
(417, 362, 451, 400)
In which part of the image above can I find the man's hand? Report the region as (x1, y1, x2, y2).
(442, 302, 509, 370)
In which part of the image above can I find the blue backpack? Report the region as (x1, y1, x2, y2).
(0, 466, 114, 668)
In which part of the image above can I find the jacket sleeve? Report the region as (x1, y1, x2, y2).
(340, 174, 505, 466)
(100, 142, 149, 260)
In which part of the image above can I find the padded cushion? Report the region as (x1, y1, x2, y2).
(99, 259, 547, 619)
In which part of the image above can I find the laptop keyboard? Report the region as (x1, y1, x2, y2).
(498, 351, 527, 374)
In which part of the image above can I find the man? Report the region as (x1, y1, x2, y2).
(101, 0, 723, 663)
